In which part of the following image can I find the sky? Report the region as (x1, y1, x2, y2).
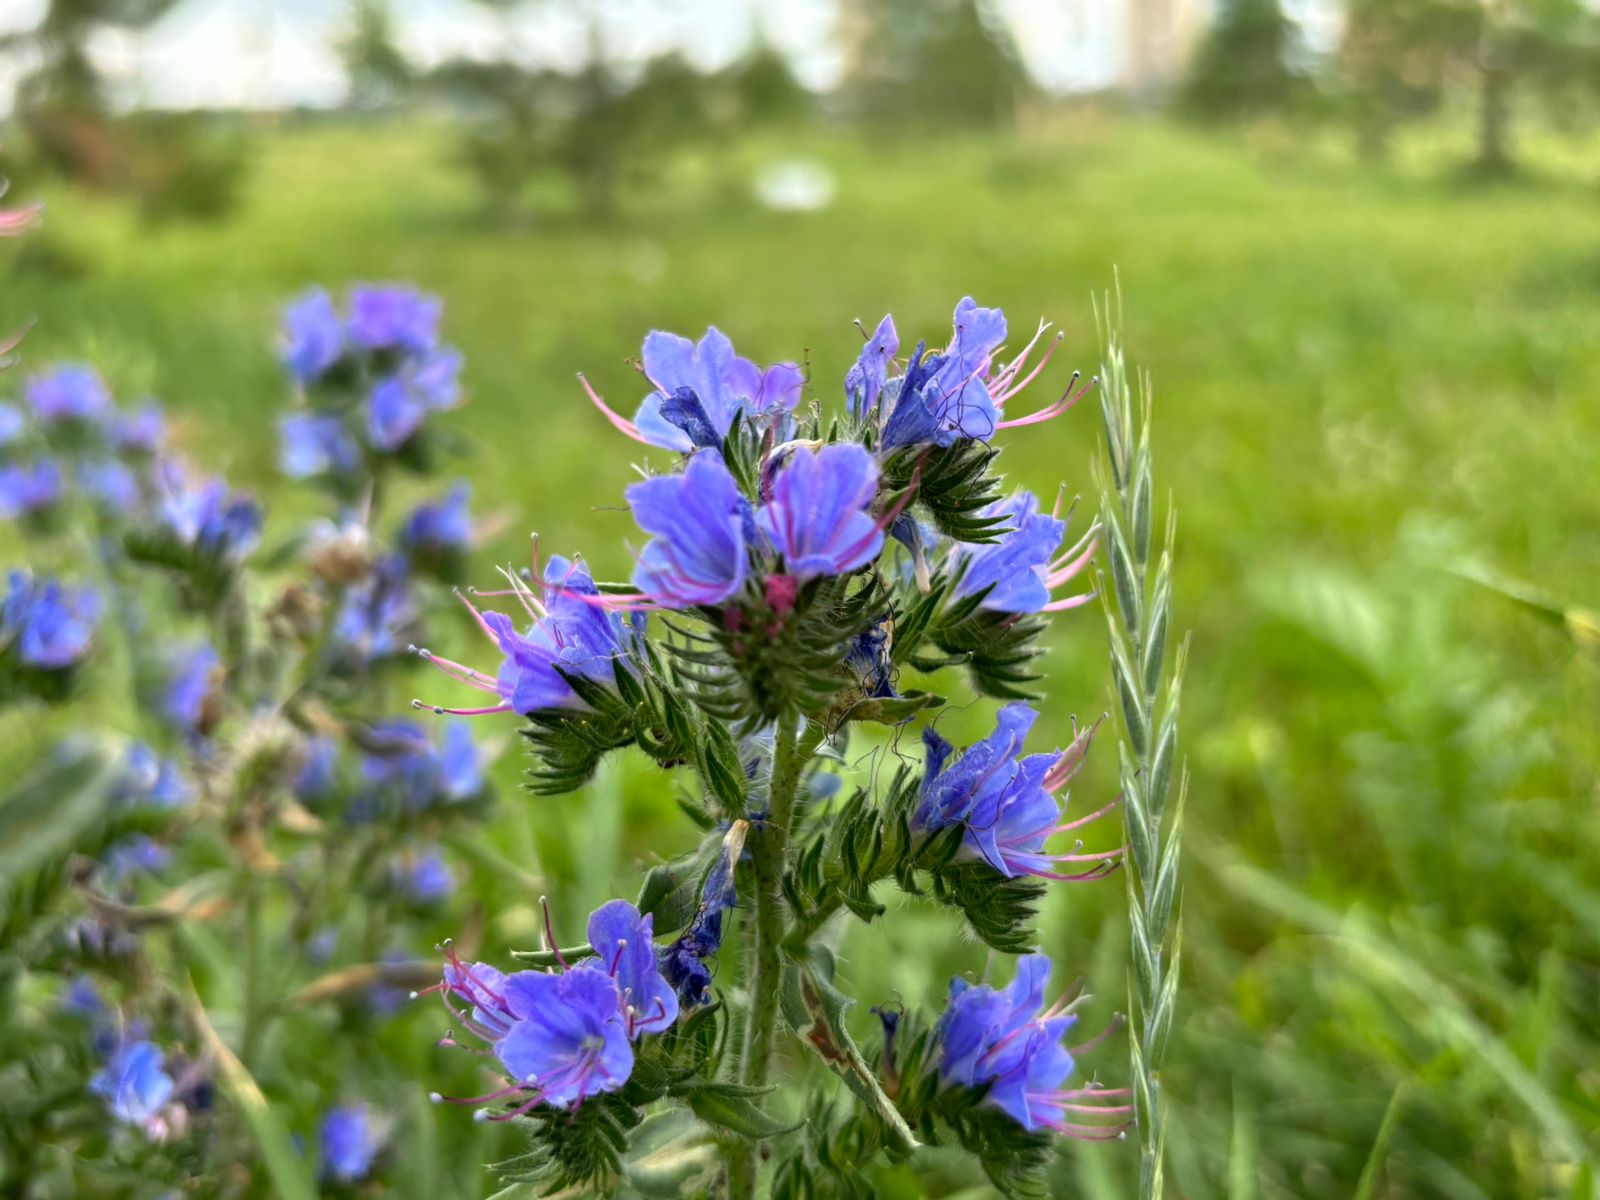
(0, 0, 1143, 113)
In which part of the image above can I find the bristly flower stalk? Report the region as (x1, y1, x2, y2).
(1095, 292, 1187, 1200)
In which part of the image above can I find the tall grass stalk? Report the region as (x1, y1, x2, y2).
(1096, 296, 1187, 1200)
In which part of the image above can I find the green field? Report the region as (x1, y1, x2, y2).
(3, 115, 1597, 1197)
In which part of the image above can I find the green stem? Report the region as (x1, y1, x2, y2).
(241, 875, 264, 1070)
(726, 706, 805, 1197)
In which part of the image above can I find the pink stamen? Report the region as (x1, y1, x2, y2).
(1044, 1121, 1130, 1141)
(0, 202, 42, 236)
(995, 373, 1097, 430)
(578, 373, 647, 444)
(412, 701, 514, 717)
(434, 1081, 527, 1106)
(1029, 860, 1120, 883)
(994, 331, 1064, 407)
(1070, 1017, 1125, 1056)
(1042, 588, 1099, 613)
(1046, 536, 1099, 589)
(541, 897, 570, 971)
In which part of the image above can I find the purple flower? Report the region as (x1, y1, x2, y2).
(91, 1039, 175, 1128)
(78, 459, 140, 509)
(947, 492, 1097, 615)
(627, 454, 749, 607)
(622, 327, 803, 452)
(320, 1104, 386, 1183)
(156, 461, 261, 562)
(347, 285, 441, 353)
(282, 289, 345, 383)
(112, 402, 166, 454)
(162, 642, 219, 734)
(584, 899, 678, 1038)
(845, 314, 899, 420)
(279, 413, 360, 478)
(420, 556, 642, 718)
(401, 848, 455, 905)
(111, 743, 193, 810)
(756, 444, 884, 581)
(0, 459, 62, 518)
(881, 298, 1006, 448)
(335, 554, 416, 663)
(937, 955, 1128, 1137)
(399, 483, 473, 558)
(26, 364, 111, 425)
(915, 704, 1117, 883)
(366, 350, 461, 452)
(429, 952, 634, 1117)
(359, 720, 482, 809)
(62, 975, 103, 1018)
(1, 571, 100, 668)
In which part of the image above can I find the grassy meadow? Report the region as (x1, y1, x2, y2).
(3, 112, 1597, 1197)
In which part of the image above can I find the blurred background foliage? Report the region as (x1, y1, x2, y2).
(2, 0, 1599, 1196)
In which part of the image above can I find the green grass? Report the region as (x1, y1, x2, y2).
(3, 113, 1597, 1197)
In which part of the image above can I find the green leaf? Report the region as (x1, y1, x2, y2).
(783, 950, 920, 1154)
(0, 740, 118, 891)
(686, 1087, 804, 1140)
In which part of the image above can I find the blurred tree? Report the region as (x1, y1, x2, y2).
(840, 0, 1029, 126)
(339, 0, 413, 111)
(2, 0, 249, 220)
(1179, 0, 1306, 119)
(1337, 0, 1600, 174)
(428, 4, 810, 222)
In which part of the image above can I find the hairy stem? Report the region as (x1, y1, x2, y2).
(727, 706, 805, 1196)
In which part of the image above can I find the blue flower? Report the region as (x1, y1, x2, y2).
(583, 900, 679, 1038)
(112, 402, 166, 453)
(845, 314, 899, 420)
(366, 349, 462, 452)
(0, 459, 62, 518)
(949, 491, 1099, 614)
(114, 743, 192, 810)
(359, 720, 482, 809)
(61, 974, 103, 1018)
(937, 954, 1127, 1137)
(90, 1039, 175, 1127)
(432, 958, 634, 1116)
(347, 285, 441, 353)
(843, 615, 897, 700)
(1, 572, 100, 668)
(163, 642, 219, 734)
(282, 289, 346, 383)
(629, 327, 802, 452)
(335, 554, 416, 663)
(881, 298, 1006, 448)
(294, 736, 340, 805)
(399, 483, 473, 558)
(662, 823, 743, 1006)
(0, 402, 26, 445)
(26, 364, 111, 425)
(756, 444, 884, 582)
(320, 1104, 385, 1183)
(423, 556, 641, 718)
(100, 835, 171, 885)
(156, 461, 262, 562)
(916, 705, 1116, 882)
(627, 453, 749, 607)
(78, 459, 139, 509)
(279, 413, 361, 478)
(401, 848, 455, 905)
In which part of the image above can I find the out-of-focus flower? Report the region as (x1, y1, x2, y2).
(320, 1104, 387, 1183)
(400, 847, 455, 905)
(114, 743, 193, 810)
(1, 571, 100, 669)
(112, 402, 166, 454)
(347, 285, 440, 354)
(937, 954, 1128, 1138)
(358, 720, 483, 810)
(162, 642, 221, 735)
(26, 364, 111, 425)
(399, 483, 473, 561)
(334, 553, 416, 663)
(279, 413, 361, 479)
(0, 402, 27, 445)
(0, 459, 63, 518)
(99, 835, 172, 885)
(294, 735, 340, 806)
(281, 289, 345, 384)
(90, 1039, 176, 1129)
(156, 461, 262, 563)
(79, 459, 140, 510)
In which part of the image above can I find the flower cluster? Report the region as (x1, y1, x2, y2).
(279, 285, 464, 475)
(1, 570, 100, 675)
(422, 900, 679, 1119)
(937, 954, 1128, 1139)
(915, 703, 1116, 882)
